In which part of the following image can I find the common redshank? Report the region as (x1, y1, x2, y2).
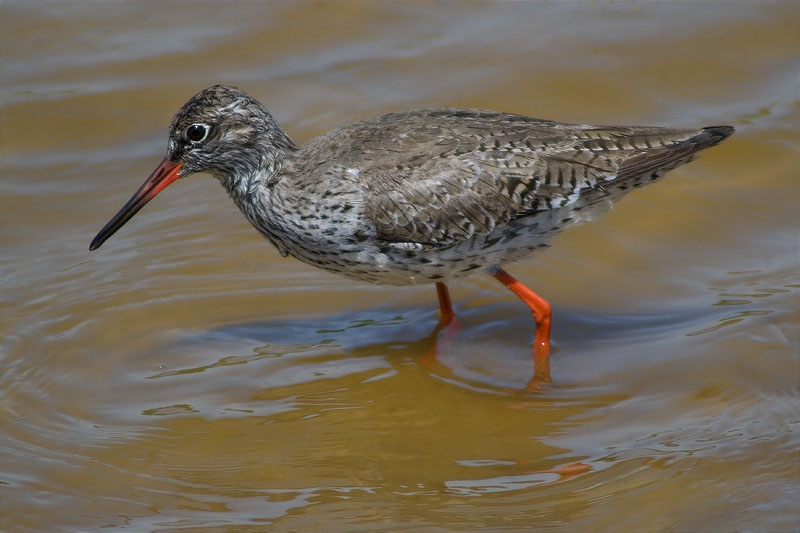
(90, 85, 733, 382)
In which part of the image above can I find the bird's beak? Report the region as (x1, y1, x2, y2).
(89, 158, 184, 250)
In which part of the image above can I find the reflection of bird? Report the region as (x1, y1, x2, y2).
(90, 85, 733, 381)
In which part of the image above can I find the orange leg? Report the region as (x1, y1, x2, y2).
(490, 266, 552, 385)
(420, 282, 460, 371)
(435, 281, 456, 326)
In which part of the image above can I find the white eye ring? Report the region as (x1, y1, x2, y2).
(186, 123, 209, 143)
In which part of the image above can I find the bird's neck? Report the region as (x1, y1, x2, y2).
(221, 148, 297, 256)
(221, 130, 297, 205)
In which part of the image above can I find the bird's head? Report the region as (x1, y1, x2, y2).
(89, 85, 295, 251)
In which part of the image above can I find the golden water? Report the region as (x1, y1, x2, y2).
(2, 2, 798, 531)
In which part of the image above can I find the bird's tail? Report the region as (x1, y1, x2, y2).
(617, 125, 734, 182)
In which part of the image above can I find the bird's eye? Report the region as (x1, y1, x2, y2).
(186, 124, 209, 142)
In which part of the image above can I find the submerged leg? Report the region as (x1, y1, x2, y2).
(435, 281, 456, 326)
(420, 282, 460, 371)
(489, 266, 552, 385)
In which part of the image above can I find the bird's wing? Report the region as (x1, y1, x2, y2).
(302, 110, 731, 248)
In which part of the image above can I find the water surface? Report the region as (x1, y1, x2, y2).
(2, 2, 798, 531)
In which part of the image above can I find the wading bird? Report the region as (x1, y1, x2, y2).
(91, 85, 733, 384)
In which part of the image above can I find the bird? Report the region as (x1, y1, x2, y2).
(90, 85, 733, 383)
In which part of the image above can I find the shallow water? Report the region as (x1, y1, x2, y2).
(2, 2, 798, 531)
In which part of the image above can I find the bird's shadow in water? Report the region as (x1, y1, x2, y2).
(146, 302, 711, 395)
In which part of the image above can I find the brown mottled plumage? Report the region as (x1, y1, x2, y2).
(90, 85, 733, 383)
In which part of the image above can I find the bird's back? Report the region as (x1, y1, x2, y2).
(289, 109, 733, 250)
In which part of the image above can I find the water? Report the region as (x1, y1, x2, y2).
(2, 1, 798, 530)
